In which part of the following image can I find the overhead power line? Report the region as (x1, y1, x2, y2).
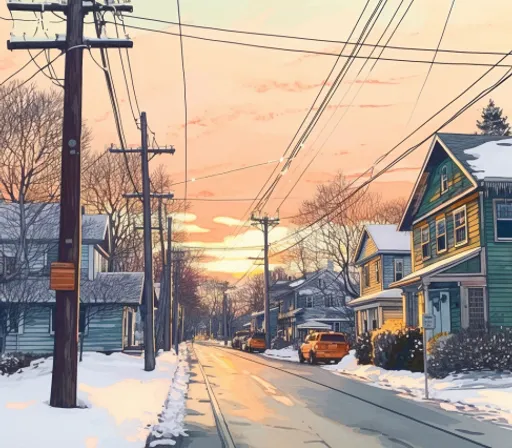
(110, 21, 512, 69)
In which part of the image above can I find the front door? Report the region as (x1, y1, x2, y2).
(431, 291, 451, 335)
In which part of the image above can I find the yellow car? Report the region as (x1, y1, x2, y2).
(299, 331, 349, 364)
(244, 332, 267, 353)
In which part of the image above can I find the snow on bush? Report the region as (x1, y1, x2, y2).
(373, 327, 423, 372)
(429, 328, 512, 378)
(0, 354, 22, 376)
(354, 331, 373, 365)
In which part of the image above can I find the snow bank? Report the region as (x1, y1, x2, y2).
(263, 346, 299, 363)
(325, 350, 512, 427)
(0, 349, 185, 448)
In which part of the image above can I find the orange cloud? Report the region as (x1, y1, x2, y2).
(249, 79, 333, 93)
(196, 190, 215, 198)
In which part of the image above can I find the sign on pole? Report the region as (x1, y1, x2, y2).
(422, 314, 435, 400)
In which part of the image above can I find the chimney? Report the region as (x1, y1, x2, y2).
(327, 260, 334, 271)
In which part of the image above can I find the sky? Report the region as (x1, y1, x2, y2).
(2, 0, 512, 280)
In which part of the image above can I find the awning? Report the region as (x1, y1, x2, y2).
(348, 288, 403, 308)
(297, 320, 332, 330)
(390, 247, 481, 288)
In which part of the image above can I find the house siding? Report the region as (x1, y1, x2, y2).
(382, 255, 412, 289)
(484, 194, 512, 327)
(357, 234, 378, 263)
(413, 193, 481, 271)
(416, 149, 473, 218)
(429, 282, 461, 332)
(81, 244, 89, 277)
(5, 305, 126, 354)
(360, 255, 382, 296)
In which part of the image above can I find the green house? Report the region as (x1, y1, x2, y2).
(392, 133, 512, 338)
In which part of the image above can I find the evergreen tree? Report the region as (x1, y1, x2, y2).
(476, 98, 511, 136)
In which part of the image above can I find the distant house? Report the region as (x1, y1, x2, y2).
(252, 263, 354, 342)
(0, 203, 144, 354)
(392, 133, 512, 337)
(350, 225, 411, 335)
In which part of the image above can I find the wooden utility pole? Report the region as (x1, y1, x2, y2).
(164, 217, 173, 351)
(251, 214, 280, 349)
(6, 0, 132, 408)
(112, 112, 174, 371)
(172, 250, 183, 354)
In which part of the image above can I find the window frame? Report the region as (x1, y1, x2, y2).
(375, 259, 380, 284)
(333, 322, 341, 332)
(494, 199, 512, 242)
(305, 296, 313, 308)
(363, 264, 370, 288)
(8, 307, 24, 335)
(453, 205, 468, 247)
(440, 164, 449, 194)
(436, 216, 447, 254)
(394, 258, 404, 282)
(420, 225, 431, 260)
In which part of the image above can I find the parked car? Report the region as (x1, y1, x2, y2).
(298, 331, 349, 365)
(232, 330, 250, 350)
(243, 332, 267, 353)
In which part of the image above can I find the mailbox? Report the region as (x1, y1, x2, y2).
(50, 262, 76, 291)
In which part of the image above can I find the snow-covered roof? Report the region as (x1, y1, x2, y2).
(365, 225, 410, 252)
(464, 138, 512, 180)
(348, 288, 403, 308)
(289, 279, 305, 287)
(301, 307, 351, 321)
(297, 320, 331, 330)
(251, 307, 279, 317)
(391, 247, 481, 287)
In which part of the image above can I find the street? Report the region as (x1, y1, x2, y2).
(192, 343, 510, 448)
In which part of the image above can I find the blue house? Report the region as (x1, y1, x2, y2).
(0, 203, 144, 354)
(350, 225, 411, 335)
(392, 133, 512, 337)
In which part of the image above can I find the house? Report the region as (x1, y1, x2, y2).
(0, 203, 144, 354)
(350, 224, 411, 335)
(391, 133, 512, 338)
(250, 263, 354, 342)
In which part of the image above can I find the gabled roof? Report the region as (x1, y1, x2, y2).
(398, 133, 512, 231)
(354, 225, 410, 265)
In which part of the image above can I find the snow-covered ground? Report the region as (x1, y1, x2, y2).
(263, 346, 299, 362)
(324, 350, 512, 428)
(0, 346, 190, 448)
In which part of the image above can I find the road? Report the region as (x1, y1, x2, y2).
(193, 343, 510, 448)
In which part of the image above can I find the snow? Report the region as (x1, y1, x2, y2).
(348, 288, 403, 307)
(325, 351, 512, 428)
(298, 289, 314, 296)
(296, 320, 331, 330)
(289, 279, 305, 288)
(0, 347, 190, 448)
(365, 225, 410, 252)
(263, 346, 299, 363)
(465, 138, 512, 180)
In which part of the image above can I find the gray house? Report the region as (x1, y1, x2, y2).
(0, 203, 144, 354)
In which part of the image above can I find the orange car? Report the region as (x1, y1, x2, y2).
(244, 332, 267, 353)
(299, 331, 349, 364)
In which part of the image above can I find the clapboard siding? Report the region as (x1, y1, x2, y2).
(383, 255, 412, 288)
(413, 193, 481, 271)
(416, 149, 473, 218)
(383, 307, 403, 321)
(81, 244, 89, 277)
(360, 255, 382, 296)
(357, 234, 379, 263)
(5, 305, 127, 354)
(484, 194, 512, 327)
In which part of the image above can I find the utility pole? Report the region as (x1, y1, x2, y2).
(251, 214, 280, 349)
(7, 0, 132, 408)
(172, 250, 184, 354)
(111, 113, 174, 371)
(164, 217, 173, 351)
(223, 289, 228, 346)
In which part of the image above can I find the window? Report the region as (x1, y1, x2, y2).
(375, 260, 380, 284)
(50, 307, 87, 335)
(421, 225, 431, 259)
(325, 295, 335, 307)
(8, 305, 24, 335)
(468, 288, 486, 329)
(495, 201, 512, 240)
(318, 278, 324, 288)
(333, 322, 341, 332)
(394, 259, 404, 282)
(2, 255, 16, 277)
(320, 333, 345, 342)
(406, 293, 418, 327)
(453, 206, 468, 247)
(436, 217, 447, 253)
(363, 264, 370, 287)
(305, 297, 313, 308)
(440, 165, 449, 193)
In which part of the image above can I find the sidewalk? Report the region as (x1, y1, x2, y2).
(181, 346, 223, 448)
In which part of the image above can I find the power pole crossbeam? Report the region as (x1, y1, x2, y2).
(6, 2, 133, 14)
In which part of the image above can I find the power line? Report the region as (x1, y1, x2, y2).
(109, 21, 512, 69)
(124, 14, 510, 59)
(176, 0, 189, 213)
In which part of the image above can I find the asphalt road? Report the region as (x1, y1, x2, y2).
(193, 343, 511, 448)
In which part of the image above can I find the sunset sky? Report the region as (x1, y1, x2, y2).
(2, 0, 512, 279)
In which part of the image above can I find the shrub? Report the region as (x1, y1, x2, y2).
(354, 331, 373, 365)
(427, 331, 451, 354)
(0, 354, 22, 376)
(373, 327, 424, 372)
(428, 328, 512, 379)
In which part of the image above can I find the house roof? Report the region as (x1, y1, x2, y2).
(390, 247, 481, 287)
(354, 225, 410, 264)
(300, 307, 351, 321)
(0, 272, 144, 305)
(0, 202, 109, 243)
(348, 288, 403, 308)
